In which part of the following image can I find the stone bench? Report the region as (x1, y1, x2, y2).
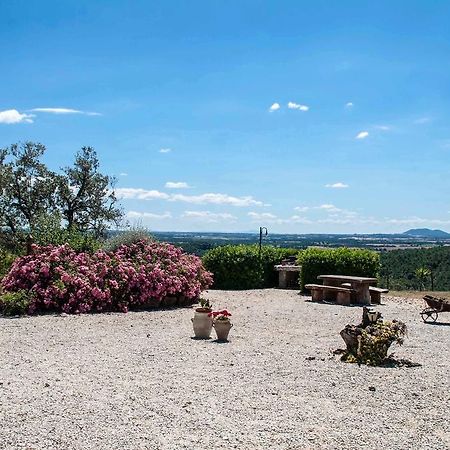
(369, 287, 389, 304)
(305, 284, 355, 306)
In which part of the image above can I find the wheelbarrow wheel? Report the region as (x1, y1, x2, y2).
(420, 307, 438, 323)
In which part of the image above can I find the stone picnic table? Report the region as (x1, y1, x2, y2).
(317, 274, 378, 305)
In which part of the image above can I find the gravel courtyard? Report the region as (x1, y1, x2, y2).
(1, 289, 449, 450)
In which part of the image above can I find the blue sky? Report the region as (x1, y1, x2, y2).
(1, 0, 450, 233)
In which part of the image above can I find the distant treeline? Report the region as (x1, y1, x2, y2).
(379, 246, 450, 291)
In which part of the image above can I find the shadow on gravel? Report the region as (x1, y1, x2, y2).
(427, 322, 450, 327)
(332, 349, 422, 368)
(380, 357, 422, 368)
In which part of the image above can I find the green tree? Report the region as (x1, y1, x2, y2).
(415, 267, 431, 291)
(55, 146, 123, 237)
(0, 142, 57, 234)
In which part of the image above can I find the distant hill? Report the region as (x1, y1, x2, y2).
(403, 228, 450, 238)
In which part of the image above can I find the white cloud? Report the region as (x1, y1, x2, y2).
(159, 148, 172, 153)
(317, 204, 340, 211)
(294, 206, 310, 212)
(0, 109, 34, 124)
(356, 131, 369, 139)
(287, 102, 309, 111)
(345, 102, 353, 108)
(325, 182, 349, 189)
(126, 211, 172, 219)
(119, 172, 128, 177)
(414, 117, 431, 124)
(116, 187, 263, 207)
(269, 103, 280, 112)
(115, 188, 170, 200)
(248, 212, 313, 225)
(183, 211, 237, 222)
(289, 215, 313, 224)
(385, 216, 450, 226)
(248, 212, 278, 220)
(30, 107, 101, 116)
(165, 181, 190, 189)
(171, 193, 263, 207)
(374, 125, 390, 131)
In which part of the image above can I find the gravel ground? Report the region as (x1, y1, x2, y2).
(1, 289, 449, 450)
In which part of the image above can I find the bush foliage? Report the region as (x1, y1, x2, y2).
(298, 247, 380, 290)
(1, 241, 212, 315)
(32, 213, 101, 253)
(0, 290, 30, 316)
(342, 320, 407, 366)
(202, 245, 299, 290)
(102, 227, 153, 252)
(0, 248, 18, 279)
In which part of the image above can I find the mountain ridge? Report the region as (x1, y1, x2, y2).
(402, 228, 450, 238)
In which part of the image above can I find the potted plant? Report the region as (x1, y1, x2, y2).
(191, 298, 213, 339)
(195, 298, 212, 313)
(210, 310, 233, 341)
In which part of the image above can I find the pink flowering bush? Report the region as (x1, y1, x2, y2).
(1, 241, 213, 315)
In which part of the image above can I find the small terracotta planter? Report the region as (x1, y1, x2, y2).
(213, 319, 233, 341)
(191, 308, 213, 339)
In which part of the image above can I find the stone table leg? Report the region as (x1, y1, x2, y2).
(355, 284, 371, 305)
(278, 271, 287, 288)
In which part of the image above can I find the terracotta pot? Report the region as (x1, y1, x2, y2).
(213, 320, 233, 341)
(195, 307, 212, 313)
(191, 310, 213, 339)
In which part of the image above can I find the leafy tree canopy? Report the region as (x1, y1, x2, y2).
(0, 142, 123, 244)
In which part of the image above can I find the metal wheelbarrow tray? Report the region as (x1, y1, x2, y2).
(421, 295, 450, 323)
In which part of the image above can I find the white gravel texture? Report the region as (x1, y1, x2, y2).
(1, 289, 449, 450)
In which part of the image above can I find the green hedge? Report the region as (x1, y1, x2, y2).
(202, 245, 299, 290)
(298, 247, 380, 290)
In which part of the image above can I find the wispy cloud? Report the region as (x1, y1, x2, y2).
(248, 211, 313, 225)
(414, 117, 431, 125)
(165, 181, 190, 189)
(248, 212, 278, 221)
(345, 102, 353, 108)
(159, 148, 172, 153)
(119, 172, 128, 177)
(325, 182, 349, 189)
(294, 206, 310, 212)
(126, 211, 172, 219)
(170, 193, 263, 207)
(316, 204, 341, 212)
(356, 131, 369, 139)
(374, 125, 390, 131)
(116, 187, 263, 207)
(183, 211, 237, 222)
(287, 102, 309, 111)
(29, 107, 101, 116)
(269, 103, 280, 112)
(0, 109, 34, 124)
(115, 188, 170, 200)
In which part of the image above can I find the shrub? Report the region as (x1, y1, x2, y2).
(202, 245, 299, 290)
(341, 320, 407, 366)
(102, 226, 153, 252)
(0, 248, 18, 279)
(0, 290, 30, 316)
(33, 213, 101, 253)
(298, 247, 380, 290)
(1, 241, 212, 315)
